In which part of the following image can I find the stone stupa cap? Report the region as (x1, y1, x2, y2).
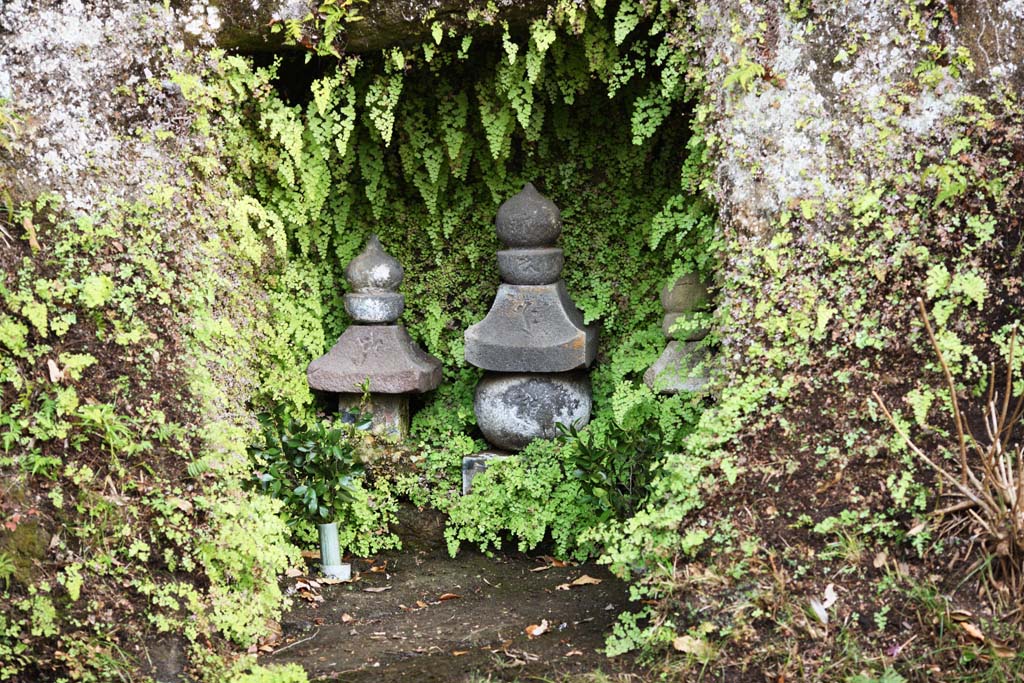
(495, 182, 561, 248)
(345, 234, 403, 292)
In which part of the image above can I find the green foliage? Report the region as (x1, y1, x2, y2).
(249, 410, 368, 525)
(270, 0, 367, 59)
(248, 409, 401, 557)
(232, 662, 310, 683)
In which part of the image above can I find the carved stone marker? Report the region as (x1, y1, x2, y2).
(308, 235, 442, 437)
(644, 273, 711, 394)
(462, 183, 597, 492)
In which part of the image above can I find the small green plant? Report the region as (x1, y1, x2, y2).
(248, 409, 368, 527)
(0, 551, 15, 591)
(558, 420, 660, 522)
(270, 0, 366, 59)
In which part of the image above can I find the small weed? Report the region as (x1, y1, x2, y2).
(0, 551, 14, 590)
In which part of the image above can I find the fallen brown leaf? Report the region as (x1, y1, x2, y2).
(415, 600, 428, 609)
(340, 613, 354, 623)
(364, 586, 392, 593)
(564, 649, 583, 657)
(47, 359, 63, 383)
(23, 216, 39, 251)
(960, 622, 985, 641)
(319, 576, 349, 585)
(570, 574, 602, 586)
(438, 593, 461, 601)
(530, 566, 551, 572)
(451, 650, 469, 656)
(557, 574, 603, 591)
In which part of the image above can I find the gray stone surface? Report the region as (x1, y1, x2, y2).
(339, 394, 409, 439)
(663, 312, 710, 342)
(474, 372, 591, 452)
(644, 341, 710, 394)
(660, 274, 710, 313)
(308, 325, 442, 394)
(496, 248, 564, 285)
(344, 291, 404, 324)
(464, 282, 597, 373)
(346, 234, 403, 292)
(495, 183, 562, 248)
(461, 451, 511, 495)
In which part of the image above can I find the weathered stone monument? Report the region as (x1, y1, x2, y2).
(462, 183, 597, 491)
(307, 235, 442, 437)
(644, 273, 711, 394)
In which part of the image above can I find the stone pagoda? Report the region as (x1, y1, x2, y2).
(307, 235, 442, 438)
(462, 183, 597, 488)
(644, 273, 711, 393)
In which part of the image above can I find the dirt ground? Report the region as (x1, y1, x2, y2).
(262, 509, 638, 682)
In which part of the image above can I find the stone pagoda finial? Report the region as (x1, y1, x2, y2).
(461, 183, 598, 490)
(465, 184, 596, 372)
(307, 235, 441, 438)
(343, 234, 405, 324)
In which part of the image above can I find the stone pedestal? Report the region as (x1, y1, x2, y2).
(645, 274, 712, 394)
(338, 394, 409, 439)
(307, 235, 441, 440)
(461, 451, 511, 495)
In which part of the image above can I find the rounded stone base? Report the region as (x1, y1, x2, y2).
(474, 372, 592, 452)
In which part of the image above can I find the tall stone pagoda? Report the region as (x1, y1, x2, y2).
(462, 183, 597, 487)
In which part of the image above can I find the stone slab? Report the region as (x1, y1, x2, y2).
(464, 281, 598, 373)
(474, 372, 591, 451)
(660, 275, 710, 313)
(308, 325, 442, 394)
(663, 312, 711, 341)
(643, 341, 711, 394)
(339, 394, 409, 440)
(461, 451, 512, 495)
(496, 247, 563, 285)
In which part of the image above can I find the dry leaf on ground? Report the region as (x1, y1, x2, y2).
(556, 574, 603, 590)
(960, 622, 985, 641)
(364, 586, 392, 593)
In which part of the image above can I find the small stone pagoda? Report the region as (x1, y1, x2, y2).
(644, 273, 711, 394)
(464, 183, 597, 463)
(307, 235, 442, 438)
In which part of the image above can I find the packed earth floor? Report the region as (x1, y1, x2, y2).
(262, 510, 637, 682)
